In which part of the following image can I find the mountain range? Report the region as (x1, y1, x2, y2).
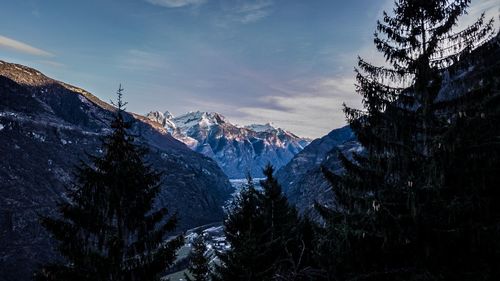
(0, 60, 234, 281)
(146, 110, 311, 178)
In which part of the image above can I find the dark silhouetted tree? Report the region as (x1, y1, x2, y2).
(35, 86, 184, 281)
(215, 166, 321, 281)
(260, 165, 320, 281)
(212, 175, 269, 281)
(319, 0, 497, 280)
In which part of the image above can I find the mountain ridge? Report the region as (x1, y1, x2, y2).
(275, 125, 358, 215)
(147, 110, 311, 178)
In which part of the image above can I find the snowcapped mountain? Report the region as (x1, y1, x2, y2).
(244, 122, 278, 132)
(146, 110, 311, 178)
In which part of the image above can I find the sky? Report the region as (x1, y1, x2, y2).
(0, 0, 498, 138)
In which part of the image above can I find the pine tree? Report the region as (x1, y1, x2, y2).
(212, 175, 270, 281)
(261, 165, 297, 238)
(184, 236, 210, 281)
(260, 165, 318, 281)
(34, 86, 184, 281)
(214, 167, 320, 281)
(429, 32, 500, 279)
(319, 0, 496, 280)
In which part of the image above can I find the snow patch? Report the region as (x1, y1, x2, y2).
(245, 122, 277, 132)
(31, 132, 46, 142)
(164, 110, 174, 119)
(78, 94, 92, 106)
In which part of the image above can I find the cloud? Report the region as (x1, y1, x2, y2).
(216, 0, 274, 25)
(145, 0, 206, 8)
(39, 60, 64, 68)
(0, 35, 53, 57)
(231, 75, 361, 138)
(236, 0, 273, 23)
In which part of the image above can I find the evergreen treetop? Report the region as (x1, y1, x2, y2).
(35, 86, 184, 281)
(320, 0, 498, 280)
(212, 175, 270, 281)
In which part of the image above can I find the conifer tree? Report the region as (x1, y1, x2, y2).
(35, 86, 184, 281)
(260, 164, 298, 255)
(260, 165, 317, 281)
(212, 176, 269, 281)
(184, 236, 210, 281)
(319, 0, 496, 280)
(215, 167, 320, 281)
(429, 33, 500, 279)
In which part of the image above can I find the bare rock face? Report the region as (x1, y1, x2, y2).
(146, 110, 311, 179)
(0, 60, 233, 281)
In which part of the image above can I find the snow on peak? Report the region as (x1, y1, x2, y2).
(145, 111, 176, 132)
(174, 111, 227, 129)
(146, 111, 166, 124)
(144, 108, 312, 177)
(245, 122, 278, 133)
(163, 111, 174, 120)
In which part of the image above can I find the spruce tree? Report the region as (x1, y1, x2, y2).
(35, 86, 184, 281)
(260, 165, 318, 281)
(320, 0, 496, 280)
(212, 176, 270, 281)
(215, 167, 320, 281)
(429, 33, 500, 279)
(184, 236, 210, 281)
(261, 165, 298, 242)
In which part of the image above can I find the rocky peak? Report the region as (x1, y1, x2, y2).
(147, 109, 311, 178)
(164, 110, 174, 120)
(245, 122, 278, 133)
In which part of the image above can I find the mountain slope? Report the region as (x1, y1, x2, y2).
(0, 60, 233, 281)
(147, 110, 310, 178)
(275, 125, 357, 214)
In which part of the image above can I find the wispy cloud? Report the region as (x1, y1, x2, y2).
(231, 75, 361, 138)
(217, 0, 274, 25)
(0, 35, 54, 57)
(39, 60, 65, 68)
(145, 0, 206, 8)
(236, 0, 273, 23)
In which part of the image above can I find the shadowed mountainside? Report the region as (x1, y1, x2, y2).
(0, 60, 233, 281)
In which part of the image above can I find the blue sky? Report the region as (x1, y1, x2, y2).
(0, 0, 498, 138)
